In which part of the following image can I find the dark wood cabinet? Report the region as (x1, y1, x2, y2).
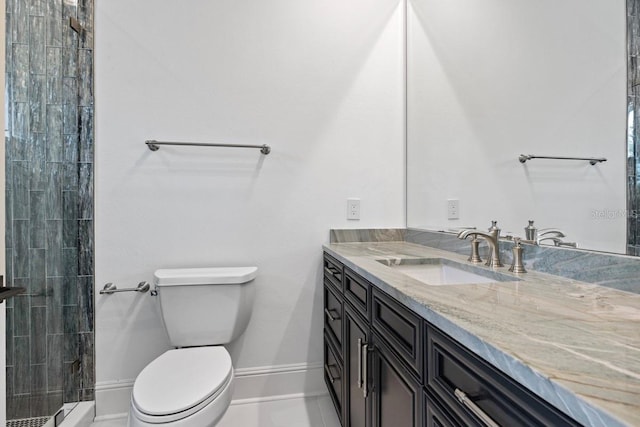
(323, 252, 581, 427)
(424, 391, 463, 427)
(324, 254, 344, 291)
(344, 269, 370, 320)
(344, 303, 371, 427)
(372, 287, 423, 381)
(371, 333, 421, 427)
(326, 254, 420, 427)
(324, 281, 343, 350)
(325, 332, 344, 424)
(426, 325, 581, 427)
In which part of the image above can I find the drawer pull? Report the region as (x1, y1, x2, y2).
(454, 388, 500, 427)
(324, 266, 342, 280)
(324, 363, 339, 384)
(357, 338, 363, 389)
(324, 308, 340, 322)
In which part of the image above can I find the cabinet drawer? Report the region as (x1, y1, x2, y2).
(344, 269, 370, 319)
(324, 253, 344, 291)
(324, 333, 344, 423)
(324, 281, 343, 350)
(424, 390, 463, 427)
(426, 325, 581, 427)
(372, 287, 422, 380)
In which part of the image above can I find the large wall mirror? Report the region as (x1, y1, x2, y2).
(406, 0, 635, 254)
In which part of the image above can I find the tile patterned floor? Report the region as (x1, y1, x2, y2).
(90, 395, 340, 427)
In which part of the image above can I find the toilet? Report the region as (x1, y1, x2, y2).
(128, 266, 257, 427)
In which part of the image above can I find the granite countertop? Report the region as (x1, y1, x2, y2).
(324, 241, 640, 427)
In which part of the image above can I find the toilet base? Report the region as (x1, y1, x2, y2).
(127, 374, 233, 427)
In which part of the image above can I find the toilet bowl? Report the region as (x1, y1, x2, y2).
(127, 267, 257, 427)
(128, 347, 233, 427)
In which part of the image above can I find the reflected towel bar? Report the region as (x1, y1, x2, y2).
(145, 140, 271, 155)
(100, 282, 150, 295)
(519, 154, 606, 165)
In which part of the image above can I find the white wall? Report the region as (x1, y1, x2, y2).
(95, 0, 405, 416)
(407, 0, 627, 253)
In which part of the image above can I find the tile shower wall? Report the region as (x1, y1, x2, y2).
(5, 0, 94, 420)
(629, 0, 640, 255)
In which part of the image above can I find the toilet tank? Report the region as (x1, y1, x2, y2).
(154, 267, 257, 347)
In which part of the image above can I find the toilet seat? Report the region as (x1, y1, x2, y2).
(131, 347, 233, 424)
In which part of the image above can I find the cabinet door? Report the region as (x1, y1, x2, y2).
(371, 333, 421, 427)
(345, 303, 371, 427)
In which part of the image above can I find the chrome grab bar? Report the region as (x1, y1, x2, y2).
(519, 154, 606, 165)
(100, 282, 150, 295)
(454, 388, 500, 427)
(145, 140, 271, 155)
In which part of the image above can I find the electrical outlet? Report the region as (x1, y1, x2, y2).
(347, 198, 361, 220)
(447, 199, 460, 220)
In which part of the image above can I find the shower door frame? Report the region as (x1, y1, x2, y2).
(1, 0, 6, 424)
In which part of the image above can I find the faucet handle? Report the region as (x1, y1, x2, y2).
(487, 220, 501, 238)
(524, 220, 537, 241)
(509, 238, 527, 273)
(467, 237, 483, 264)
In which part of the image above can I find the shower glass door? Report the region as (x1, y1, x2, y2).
(4, 0, 94, 425)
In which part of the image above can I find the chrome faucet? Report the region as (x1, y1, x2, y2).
(536, 229, 565, 245)
(457, 229, 503, 268)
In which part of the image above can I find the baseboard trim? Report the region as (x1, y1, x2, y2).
(230, 391, 329, 406)
(94, 380, 135, 419)
(92, 413, 129, 423)
(95, 362, 327, 418)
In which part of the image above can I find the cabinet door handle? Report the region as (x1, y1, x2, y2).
(357, 338, 363, 389)
(454, 388, 500, 427)
(324, 308, 340, 322)
(324, 363, 339, 384)
(362, 342, 370, 398)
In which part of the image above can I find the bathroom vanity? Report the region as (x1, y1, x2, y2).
(322, 239, 640, 427)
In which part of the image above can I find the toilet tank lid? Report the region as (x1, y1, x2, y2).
(154, 266, 258, 286)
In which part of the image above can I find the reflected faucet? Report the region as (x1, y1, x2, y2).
(536, 229, 565, 245)
(537, 236, 577, 248)
(457, 229, 503, 268)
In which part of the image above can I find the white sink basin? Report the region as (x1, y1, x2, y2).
(377, 258, 516, 286)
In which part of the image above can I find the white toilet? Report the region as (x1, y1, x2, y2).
(128, 266, 257, 427)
